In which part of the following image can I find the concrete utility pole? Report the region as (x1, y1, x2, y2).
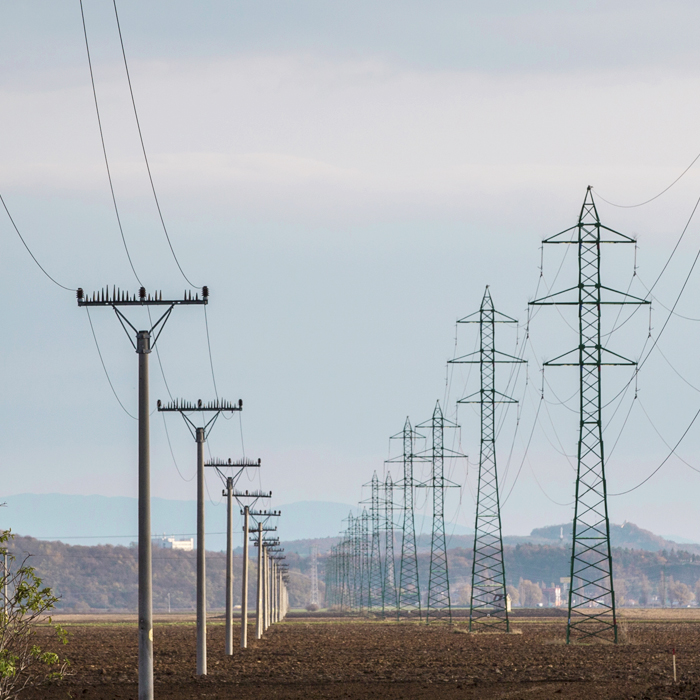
(77, 285, 207, 700)
(241, 505, 250, 647)
(265, 543, 284, 629)
(158, 398, 243, 676)
(231, 489, 270, 650)
(256, 524, 263, 639)
(249, 511, 280, 640)
(208, 461, 265, 655)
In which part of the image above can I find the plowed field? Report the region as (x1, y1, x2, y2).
(20, 612, 700, 699)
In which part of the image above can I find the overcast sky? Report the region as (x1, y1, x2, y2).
(3, 1, 700, 542)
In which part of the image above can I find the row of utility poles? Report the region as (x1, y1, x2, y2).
(76, 286, 288, 700)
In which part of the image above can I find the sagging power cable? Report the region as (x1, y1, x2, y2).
(112, 0, 199, 289)
(1, 193, 76, 292)
(595, 149, 700, 208)
(79, 0, 142, 286)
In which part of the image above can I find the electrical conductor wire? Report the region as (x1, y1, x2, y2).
(112, 0, 199, 289)
(0, 193, 75, 292)
(79, 0, 142, 286)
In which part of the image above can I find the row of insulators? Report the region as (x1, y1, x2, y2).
(208, 457, 261, 466)
(76, 286, 209, 303)
(157, 398, 243, 410)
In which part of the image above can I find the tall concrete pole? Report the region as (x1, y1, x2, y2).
(272, 561, 276, 622)
(225, 477, 233, 655)
(270, 561, 275, 625)
(256, 523, 263, 639)
(137, 330, 154, 700)
(196, 427, 207, 675)
(262, 548, 268, 632)
(277, 567, 281, 621)
(241, 505, 250, 649)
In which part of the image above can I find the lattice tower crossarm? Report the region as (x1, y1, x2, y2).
(450, 286, 524, 632)
(530, 187, 648, 644)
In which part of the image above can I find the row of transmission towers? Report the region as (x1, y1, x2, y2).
(325, 401, 464, 622)
(326, 188, 642, 644)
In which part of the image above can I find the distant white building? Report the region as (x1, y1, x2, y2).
(152, 535, 194, 552)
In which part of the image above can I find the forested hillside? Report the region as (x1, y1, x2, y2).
(8, 535, 700, 611)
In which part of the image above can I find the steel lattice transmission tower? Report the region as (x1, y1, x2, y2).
(310, 545, 320, 608)
(382, 472, 398, 617)
(416, 402, 462, 623)
(450, 286, 524, 632)
(530, 187, 648, 643)
(360, 508, 371, 613)
(364, 472, 384, 611)
(390, 418, 423, 620)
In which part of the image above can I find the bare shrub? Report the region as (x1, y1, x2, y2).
(0, 531, 69, 700)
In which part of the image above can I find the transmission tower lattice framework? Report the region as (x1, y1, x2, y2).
(389, 418, 424, 620)
(450, 286, 524, 632)
(530, 187, 648, 643)
(310, 545, 319, 608)
(364, 472, 384, 611)
(382, 472, 398, 617)
(416, 402, 463, 623)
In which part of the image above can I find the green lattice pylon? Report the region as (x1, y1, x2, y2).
(360, 508, 371, 613)
(416, 401, 463, 623)
(388, 417, 424, 620)
(530, 187, 648, 643)
(363, 472, 384, 611)
(382, 472, 398, 616)
(450, 286, 524, 632)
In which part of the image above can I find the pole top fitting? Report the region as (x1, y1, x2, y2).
(136, 330, 151, 355)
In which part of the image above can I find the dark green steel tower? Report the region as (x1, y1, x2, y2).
(367, 472, 384, 611)
(382, 472, 398, 616)
(530, 187, 647, 643)
(450, 286, 524, 632)
(390, 418, 423, 619)
(416, 402, 462, 623)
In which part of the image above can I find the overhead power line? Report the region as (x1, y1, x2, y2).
(595, 149, 700, 208)
(0, 194, 75, 292)
(85, 307, 137, 419)
(112, 0, 199, 289)
(79, 0, 142, 286)
(609, 404, 700, 496)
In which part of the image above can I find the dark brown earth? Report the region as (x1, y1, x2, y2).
(20, 613, 700, 699)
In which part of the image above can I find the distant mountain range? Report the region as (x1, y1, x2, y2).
(1, 494, 695, 555)
(0, 493, 468, 551)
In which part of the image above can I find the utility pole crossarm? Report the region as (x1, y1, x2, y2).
(77, 286, 208, 306)
(206, 458, 261, 467)
(233, 490, 272, 500)
(157, 398, 242, 412)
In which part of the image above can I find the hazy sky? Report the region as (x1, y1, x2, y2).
(3, 1, 700, 542)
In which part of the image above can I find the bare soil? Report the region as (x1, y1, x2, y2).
(20, 612, 700, 699)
